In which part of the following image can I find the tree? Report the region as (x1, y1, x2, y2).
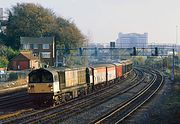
(56, 17, 86, 48)
(0, 32, 8, 45)
(6, 3, 86, 49)
(0, 45, 19, 61)
(6, 3, 57, 49)
(0, 56, 9, 68)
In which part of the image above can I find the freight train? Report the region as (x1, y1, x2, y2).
(28, 60, 133, 106)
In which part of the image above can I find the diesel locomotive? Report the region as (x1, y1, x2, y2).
(28, 60, 133, 106)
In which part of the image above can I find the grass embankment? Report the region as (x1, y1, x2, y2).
(162, 84, 180, 122)
(148, 68, 180, 123)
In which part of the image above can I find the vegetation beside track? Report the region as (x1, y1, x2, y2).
(147, 82, 180, 124)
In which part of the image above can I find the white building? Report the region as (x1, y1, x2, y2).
(116, 32, 148, 48)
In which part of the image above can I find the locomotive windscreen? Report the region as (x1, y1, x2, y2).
(29, 69, 53, 83)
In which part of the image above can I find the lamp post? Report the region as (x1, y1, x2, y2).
(171, 49, 175, 81)
(171, 26, 178, 81)
(176, 25, 178, 46)
(175, 25, 179, 53)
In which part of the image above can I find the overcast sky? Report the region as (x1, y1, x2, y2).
(0, 0, 180, 44)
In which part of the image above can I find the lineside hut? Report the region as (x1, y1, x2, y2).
(9, 51, 40, 70)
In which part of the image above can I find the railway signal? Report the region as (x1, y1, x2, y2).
(130, 47, 137, 56)
(152, 47, 158, 56)
(155, 47, 158, 56)
(95, 47, 98, 56)
(79, 47, 83, 56)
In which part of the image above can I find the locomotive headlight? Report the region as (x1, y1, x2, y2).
(28, 85, 34, 90)
(48, 84, 53, 91)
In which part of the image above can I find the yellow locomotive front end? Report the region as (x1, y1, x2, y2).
(28, 83, 53, 93)
(28, 68, 55, 106)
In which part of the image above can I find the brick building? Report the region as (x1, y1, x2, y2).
(9, 51, 39, 70)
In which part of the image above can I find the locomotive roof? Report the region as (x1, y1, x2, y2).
(28, 68, 57, 75)
(90, 63, 115, 68)
(41, 66, 87, 73)
(113, 63, 123, 66)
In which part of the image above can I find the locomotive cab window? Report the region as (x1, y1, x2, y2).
(29, 69, 53, 83)
(41, 71, 53, 83)
(29, 73, 41, 83)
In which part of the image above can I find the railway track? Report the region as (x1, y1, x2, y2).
(0, 91, 27, 102)
(1, 69, 143, 123)
(0, 96, 31, 110)
(0, 91, 32, 110)
(59, 68, 153, 124)
(1, 67, 162, 124)
(0, 90, 34, 123)
(90, 68, 164, 124)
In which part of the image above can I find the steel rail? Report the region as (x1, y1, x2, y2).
(92, 68, 164, 124)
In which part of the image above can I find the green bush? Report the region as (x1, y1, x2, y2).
(0, 56, 9, 68)
(8, 73, 18, 81)
(175, 71, 180, 82)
